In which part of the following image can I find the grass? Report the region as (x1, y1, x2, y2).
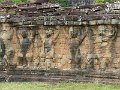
(0, 82, 120, 90)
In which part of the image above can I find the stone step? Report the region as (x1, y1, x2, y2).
(8, 70, 120, 79)
(0, 69, 120, 83)
(4, 74, 120, 84)
(85, 74, 120, 79)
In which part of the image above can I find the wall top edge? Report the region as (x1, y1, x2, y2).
(0, 16, 120, 26)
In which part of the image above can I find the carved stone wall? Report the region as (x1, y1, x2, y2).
(0, 22, 120, 72)
(0, 1, 120, 73)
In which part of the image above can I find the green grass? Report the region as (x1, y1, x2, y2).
(0, 82, 120, 90)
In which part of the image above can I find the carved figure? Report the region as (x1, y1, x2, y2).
(20, 31, 30, 65)
(44, 29, 53, 54)
(17, 27, 38, 67)
(64, 26, 87, 69)
(40, 27, 60, 69)
(98, 25, 118, 70)
(0, 24, 14, 65)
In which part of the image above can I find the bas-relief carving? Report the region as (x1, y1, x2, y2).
(98, 25, 118, 70)
(64, 26, 87, 69)
(39, 26, 60, 69)
(32, 28, 41, 68)
(86, 27, 97, 70)
(0, 23, 119, 71)
(0, 24, 14, 65)
(17, 26, 38, 67)
(98, 25, 117, 42)
(13, 25, 119, 71)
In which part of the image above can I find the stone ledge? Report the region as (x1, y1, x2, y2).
(0, 69, 120, 84)
(1, 15, 120, 25)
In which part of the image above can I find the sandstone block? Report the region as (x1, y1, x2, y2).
(111, 19, 118, 24)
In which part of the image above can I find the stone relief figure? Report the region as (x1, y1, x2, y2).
(98, 25, 117, 42)
(64, 26, 87, 69)
(0, 24, 14, 65)
(17, 27, 39, 67)
(20, 30, 30, 66)
(31, 29, 41, 68)
(98, 25, 118, 70)
(40, 26, 60, 69)
(17, 26, 38, 67)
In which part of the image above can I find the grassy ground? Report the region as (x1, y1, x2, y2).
(0, 82, 120, 90)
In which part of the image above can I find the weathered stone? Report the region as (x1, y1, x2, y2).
(82, 21, 87, 25)
(97, 20, 104, 24)
(87, 54, 98, 59)
(111, 19, 118, 24)
(89, 20, 97, 25)
(0, 1, 120, 83)
(104, 19, 111, 24)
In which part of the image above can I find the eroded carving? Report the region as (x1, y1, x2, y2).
(40, 26, 60, 69)
(0, 24, 14, 66)
(17, 26, 39, 67)
(64, 26, 87, 69)
(98, 25, 118, 70)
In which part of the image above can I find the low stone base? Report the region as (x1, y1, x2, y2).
(0, 68, 120, 84)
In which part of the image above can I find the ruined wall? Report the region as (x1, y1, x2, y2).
(0, 21, 120, 71)
(0, 1, 120, 72)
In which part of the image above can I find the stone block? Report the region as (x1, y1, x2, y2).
(73, 21, 80, 25)
(89, 20, 97, 25)
(50, 21, 57, 25)
(66, 21, 74, 25)
(65, 16, 73, 21)
(57, 21, 65, 25)
(38, 16, 44, 20)
(50, 16, 57, 21)
(111, 19, 118, 24)
(104, 19, 111, 24)
(44, 21, 51, 25)
(37, 20, 44, 24)
(97, 20, 104, 24)
(82, 21, 87, 25)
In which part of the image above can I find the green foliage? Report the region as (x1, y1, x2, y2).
(96, 0, 105, 4)
(96, 0, 117, 4)
(13, 0, 27, 3)
(49, 0, 70, 7)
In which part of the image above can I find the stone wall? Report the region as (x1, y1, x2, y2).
(0, 21, 120, 72)
(0, 1, 120, 73)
